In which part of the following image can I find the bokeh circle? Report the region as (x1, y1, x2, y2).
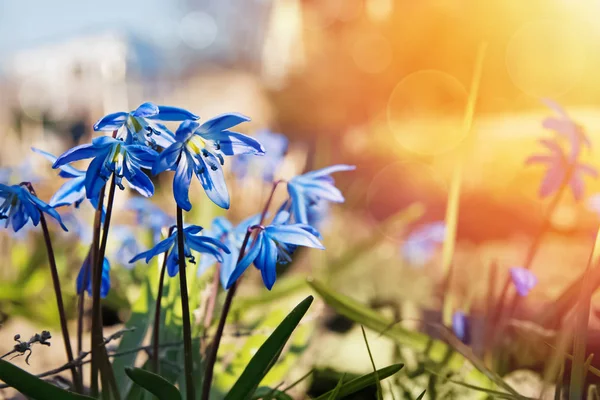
(387, 70, 468, 156)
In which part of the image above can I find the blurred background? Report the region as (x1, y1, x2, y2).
(3, 0, 600, 396)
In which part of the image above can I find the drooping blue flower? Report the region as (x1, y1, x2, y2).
(231, 130, 288, 182)
(542, 99, 590, 161)
(510, 267, 537, 297)
(130, 225, 230, 277)
(452, 311, 469, 344)
(198, 214, 261, 288)
(526, 138, 597, 201)
(94, 102, 199, 149)
(126, 197, 174, 243)
(153, 116, 265, 210)
(0, 184, 68, 232)
(32, 148, 102, 209)
(76, 255, 111, 298)
(53, 136, 159, 200)
(401, 221, 446, 267)
(226, 211, 324, 290)
(286, 165, 355, 225)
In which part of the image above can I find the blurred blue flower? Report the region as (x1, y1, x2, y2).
(153, 116, 264, 210)
(401, 221, 445, 267)
(60, 211, 93, 243)
(542, 99, 590, 161)
(287, 165, 355, 225)
(452, 311, 469, 344)
(111, 225, 142, 268)
(126, 198, 174, 243)
(226, 211, 324, 290)
(94, 102, 198, 149)
(0, 161, 41, 185)
(526, 138, 597, 201)
(76, 255, 111, 298)
(509, 267, 538, 297)
(130, 225, 230, 277)
(231, 130, 288, 182)
(0, 184, 68, 232)
(198, 214, 261, 288)
(53, 136, 158, 200)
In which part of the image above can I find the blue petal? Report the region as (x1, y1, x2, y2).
(199, 113, 250, 133)
(29, 195, 68, 231)
(226, 233, 263, 289)
(258, 238, 278, 290)
(208, 131, 265, 156)
(219, 246, 238, 289)
(173, 153, 193, 211)
(287, 183, 308, 224)
(166, 249, 180, 277)
(126, 145, 159, 169)
(49, 177, 86, 207)
(175, 120, 200, 142)
(297, 180, 345, 202)
(133, 102, 160, 118)
(265, 225, 324, 249)
(301, 164, 356, 180)
(84, 150, 111, 200)
(94, 112, 128, 131)
(197, 157, 230, 209)
(509, 267, 538, 297)
(76, 255, 92, 295)
(152, 142, 184, 175)
(32, 147, 83, 178)
(151, 106, 199, 121)
(272, 211, 290, 226)
(11, 203, 29, 232)
(130, 234, 175, 263)
(124, 163, 154, 197)
(53, 143, 96, 168)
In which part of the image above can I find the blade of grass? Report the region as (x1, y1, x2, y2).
(314, 364, 403, 400)
(416, 390, 426, 400)
(361, 326, 382, 400)
(441, 42, 487, 326)
(328, 375, 345, 400)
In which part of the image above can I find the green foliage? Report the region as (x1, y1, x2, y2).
(313, 364, 404, 400)
(125, 367, 181, 400)
(0, 359, 94, 400)
(225, 296, 314, 400)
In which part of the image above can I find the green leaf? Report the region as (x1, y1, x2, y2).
(125, 367, 181, 400)
(416, 390, 426, 400)
(251, 386, 293, 400)
(225, 296, 314, 400)
(113, 276, 156, 398)
(0, 359, 94, 400)
(360, 326, 382, 400)
(314, 364, 403, 400)
(447, 379, 533, 400)
(327, 376, 344, 400)
(307, 279, 498, 390)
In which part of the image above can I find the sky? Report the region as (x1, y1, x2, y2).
(0, 0, 182, 60)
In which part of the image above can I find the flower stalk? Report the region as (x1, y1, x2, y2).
(177, 206, 196, 400)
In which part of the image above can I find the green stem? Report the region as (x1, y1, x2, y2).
(76, 250, 91, 391)
(177, 206, 196, 400)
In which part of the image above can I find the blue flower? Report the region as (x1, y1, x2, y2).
(130, 225, 230, 277)
(231, 130, 288, 182)
(452, 311, 469, 344)
(526, 138, 597, 201)
(0, 184, 68, 232)
(226, 211, 324, 290)
(198, 214, 261, 288)
(286, 165, 355, 225)
(153, 115, 265, 210)
(32, 148, 101, 209)
(76, 256, 111, 298)
(126, 198, 174, 243)
(94, 102, 199, 149)
(510, 267, 537, 297)
(401, 222, 446, 267)
(542, 99, 590, 161)
(53, 136, 159, 200)
(0, 161, 42, 185)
